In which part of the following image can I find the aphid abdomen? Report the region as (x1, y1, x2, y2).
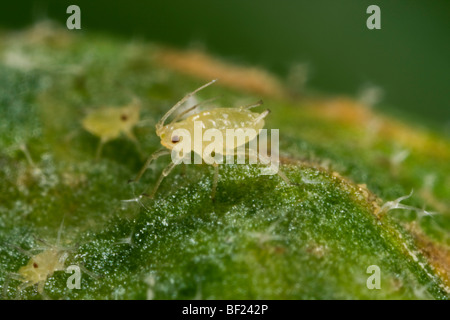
(182, 108, 265, 153)
(187, 108, 264, 131)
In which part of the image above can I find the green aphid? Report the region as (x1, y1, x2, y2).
(82, 99, 141, 159)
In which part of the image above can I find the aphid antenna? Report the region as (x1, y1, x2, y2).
(156, 79, 218, 132)
(32, 236, 61, 251)
(28, 216, 70, 250)
(169, 96, 222, 125)
(3, 242, 35, 258)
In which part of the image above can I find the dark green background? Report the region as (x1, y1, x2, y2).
(1, 0, 449, 130)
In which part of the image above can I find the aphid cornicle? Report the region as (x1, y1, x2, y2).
(130, 79, 290, 199)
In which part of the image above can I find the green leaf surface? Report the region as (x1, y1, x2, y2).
(0, 23, 449, 300)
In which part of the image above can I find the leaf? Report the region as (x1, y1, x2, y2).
(0, 23, 449, 300)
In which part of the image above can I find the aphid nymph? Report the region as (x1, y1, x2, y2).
(3, 220, 73, 299)
(130, 79, 290, 199)
(82, 99, 141, 159)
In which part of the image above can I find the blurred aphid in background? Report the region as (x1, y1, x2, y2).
(82, 99, 141, 159)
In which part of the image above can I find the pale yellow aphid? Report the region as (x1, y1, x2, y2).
(130, 79, 290, 199)
(15, 247, 68, 296)
(82, 99, 141, 159)
(3, 220, 73, 299)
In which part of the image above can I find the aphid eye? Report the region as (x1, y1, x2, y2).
(33, 263, 38, 268)
(120, 114, 128, 121)
(171, 135, 180, 143)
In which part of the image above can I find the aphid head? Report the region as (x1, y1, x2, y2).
(119, 102, 140, 128)
(157, 125, 184, 150)
(81, 99, 141, 141)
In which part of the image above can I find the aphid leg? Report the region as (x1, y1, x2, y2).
(16, 280, 32, 295)
(275, 169, 292, 185)
(37, 280, 46, 295)
(144, 161, 178, 198)
(157, 79, 217, 129)
(2, 272, 22, 299)
(242, 100, 264, 109)
(253, 109, 271, 123)
(211, 163, 219, 201)
(129, 149, 171, 183)
(25, 281, 51, 300)
(95, 138, 107, 161)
